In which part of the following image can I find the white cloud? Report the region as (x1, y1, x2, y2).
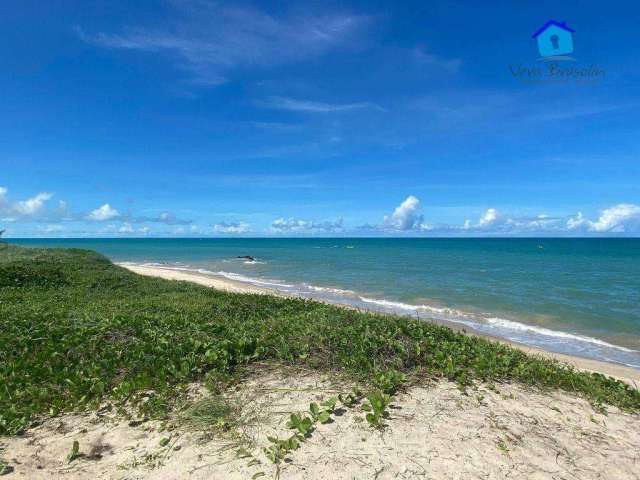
(13, 192, 53, 216)
(271, 218, 308, 232)
(79, 4, 370, 86)
(518, 214, 559, 230)
(466, 205, 640, 235)
(119, 222, 134, 233)
(566, 212, 588, 231)
(270, 217, 343, 233)
(213, 222, 251, 234)
(88, 203, 120, 221)
(0, 187, 54, 218)
(312, 218, 345, 232)
(468, 209, 567, 233)
(586, 204, 640, 233)
(139, 226, 150, 234)
(564, 205, 640, 233)
(260, 96, 383, 113)
(478, 208, 499, 227)
(383, 195, 429, 231)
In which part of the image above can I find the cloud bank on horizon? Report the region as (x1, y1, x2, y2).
(2, 187, 639, 237)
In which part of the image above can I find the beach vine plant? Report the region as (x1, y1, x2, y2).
(1, 245, 640, 438)
(66, 440, 81, 464)
(362, 391, 392, 429)
(261, 390, 364, 475)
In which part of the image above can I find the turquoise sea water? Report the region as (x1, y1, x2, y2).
(10, 238, 640, 369)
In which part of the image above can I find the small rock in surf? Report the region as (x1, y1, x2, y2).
(237, 255, 255, 261)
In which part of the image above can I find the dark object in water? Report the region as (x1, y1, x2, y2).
(237, 255, 255, 261)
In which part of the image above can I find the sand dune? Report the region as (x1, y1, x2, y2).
(3, 366, 639, 479)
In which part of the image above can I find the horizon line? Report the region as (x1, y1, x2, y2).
(5, 236, 640, 240)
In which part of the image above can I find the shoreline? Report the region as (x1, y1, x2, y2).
(119, 263, 640, 386)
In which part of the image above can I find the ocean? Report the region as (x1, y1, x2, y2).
(10, 238, 640, 369)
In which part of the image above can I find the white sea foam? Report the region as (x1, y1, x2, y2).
(359, 297, 638, 354)
(359, 297, 463, 317)
(359, 297, 423, 311)
(484, 317, 639, 353)
(306, 284, 356, 295)
(213, 270, 293, 288)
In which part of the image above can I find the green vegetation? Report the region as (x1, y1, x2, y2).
(66, 440, 81, 464)
(362, 391, 393, 429)
(1, 245, 640, 436)
(265, 393, 343, 468)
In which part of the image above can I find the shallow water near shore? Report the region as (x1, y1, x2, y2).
(11, 238, 640, 369)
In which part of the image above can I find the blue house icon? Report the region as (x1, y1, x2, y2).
(532, 20, 575, 58)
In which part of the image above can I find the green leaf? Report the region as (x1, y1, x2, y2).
(317, 411, 330, 424)
(0, 461, 15, 476)
(66, 440, 81, 463)
(321, 396, 337, 412)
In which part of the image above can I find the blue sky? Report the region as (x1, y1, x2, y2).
(1, 0, 639, 237)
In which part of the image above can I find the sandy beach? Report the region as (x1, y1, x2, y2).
(120, 263, 640, 386)
(3, 364, 639, 480)
(2, 258, 639, 480)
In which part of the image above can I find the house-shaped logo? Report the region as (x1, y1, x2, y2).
(532, 20, 575, 58)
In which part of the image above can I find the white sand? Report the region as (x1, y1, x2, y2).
(119, 264, 268, 295)
(2, 366, 639, 479)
